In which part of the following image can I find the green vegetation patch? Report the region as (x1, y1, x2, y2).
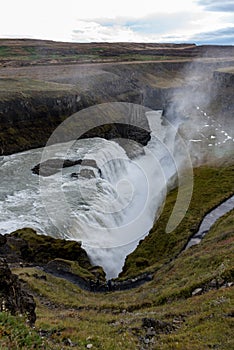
(0, 46, 12, 58)
(121, 165, 234, 278)
(0, 78, 74, 93)
(0, 312, 43, 349)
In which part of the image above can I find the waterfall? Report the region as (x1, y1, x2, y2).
(0, 109, 189, 278)
(80, 110, 192, 278)
(0, 101, 233, 278)
(66, 110, 185, 278)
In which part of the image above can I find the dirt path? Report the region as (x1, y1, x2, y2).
(1, 57, 234, 80)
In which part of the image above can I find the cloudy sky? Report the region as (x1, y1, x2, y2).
(1, 0, 233, 44)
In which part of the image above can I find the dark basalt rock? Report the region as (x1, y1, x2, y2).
(79, 122, 151, 147)
(32, 158, 82, 176)
(71, 172, 79, 178)
(79, 169, 96, 179)
(142, 318, 174, 334)
(32, 158, 99, 176)
(8, 228, 92, 269)
(0, 258, 36, 326)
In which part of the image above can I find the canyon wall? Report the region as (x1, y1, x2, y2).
(0, 55, 233, 155)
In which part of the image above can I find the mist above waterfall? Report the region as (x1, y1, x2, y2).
(162, 59, 234, 166)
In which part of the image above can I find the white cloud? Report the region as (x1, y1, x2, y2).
(72, 21, 140, 42)
(72, 9, 231, 43)
(0, 0, 233, 44)
(0, 1, 78, 41)
(196, 0, 234, 12)
(71, 17, 191, 43)
(191, 26, 234, 44)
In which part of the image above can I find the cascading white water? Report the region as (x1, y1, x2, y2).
(0, 105, 232, 278)
(81, 111, 185, 277)
(0, 110, 179, 278)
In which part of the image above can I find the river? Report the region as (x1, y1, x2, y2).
(0, 104, 233, 278)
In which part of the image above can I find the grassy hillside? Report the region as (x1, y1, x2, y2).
(0, 40, 196, 66)
(0, 164, 233, 349)
(121, 165, 234, 278)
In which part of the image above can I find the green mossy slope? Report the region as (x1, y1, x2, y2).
(120, 165, 234, 278)
(4, 203, 233, 349)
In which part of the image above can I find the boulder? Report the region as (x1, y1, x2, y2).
(142, 318, 174, 334)
(71, 167, 102, 179)
(80, 159, 98, 168)
(79, 169, 96, 179)
(192, 287, 203, 296)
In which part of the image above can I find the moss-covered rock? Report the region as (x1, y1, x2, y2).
(9, 228, 92, 269)
(0, 228, 106, 285)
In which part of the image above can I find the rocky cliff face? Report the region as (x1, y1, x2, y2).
(0, 43, 234, 155)
(0, 92, 91, 155)
(0, 228, 93, 268)
(0, 69, 143, 155)
(213, 68, 234, 87)
(0, 227, 106, 284)
(0, 258, 36, 326)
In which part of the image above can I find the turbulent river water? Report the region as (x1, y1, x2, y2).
(0, 106, 233, 278)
